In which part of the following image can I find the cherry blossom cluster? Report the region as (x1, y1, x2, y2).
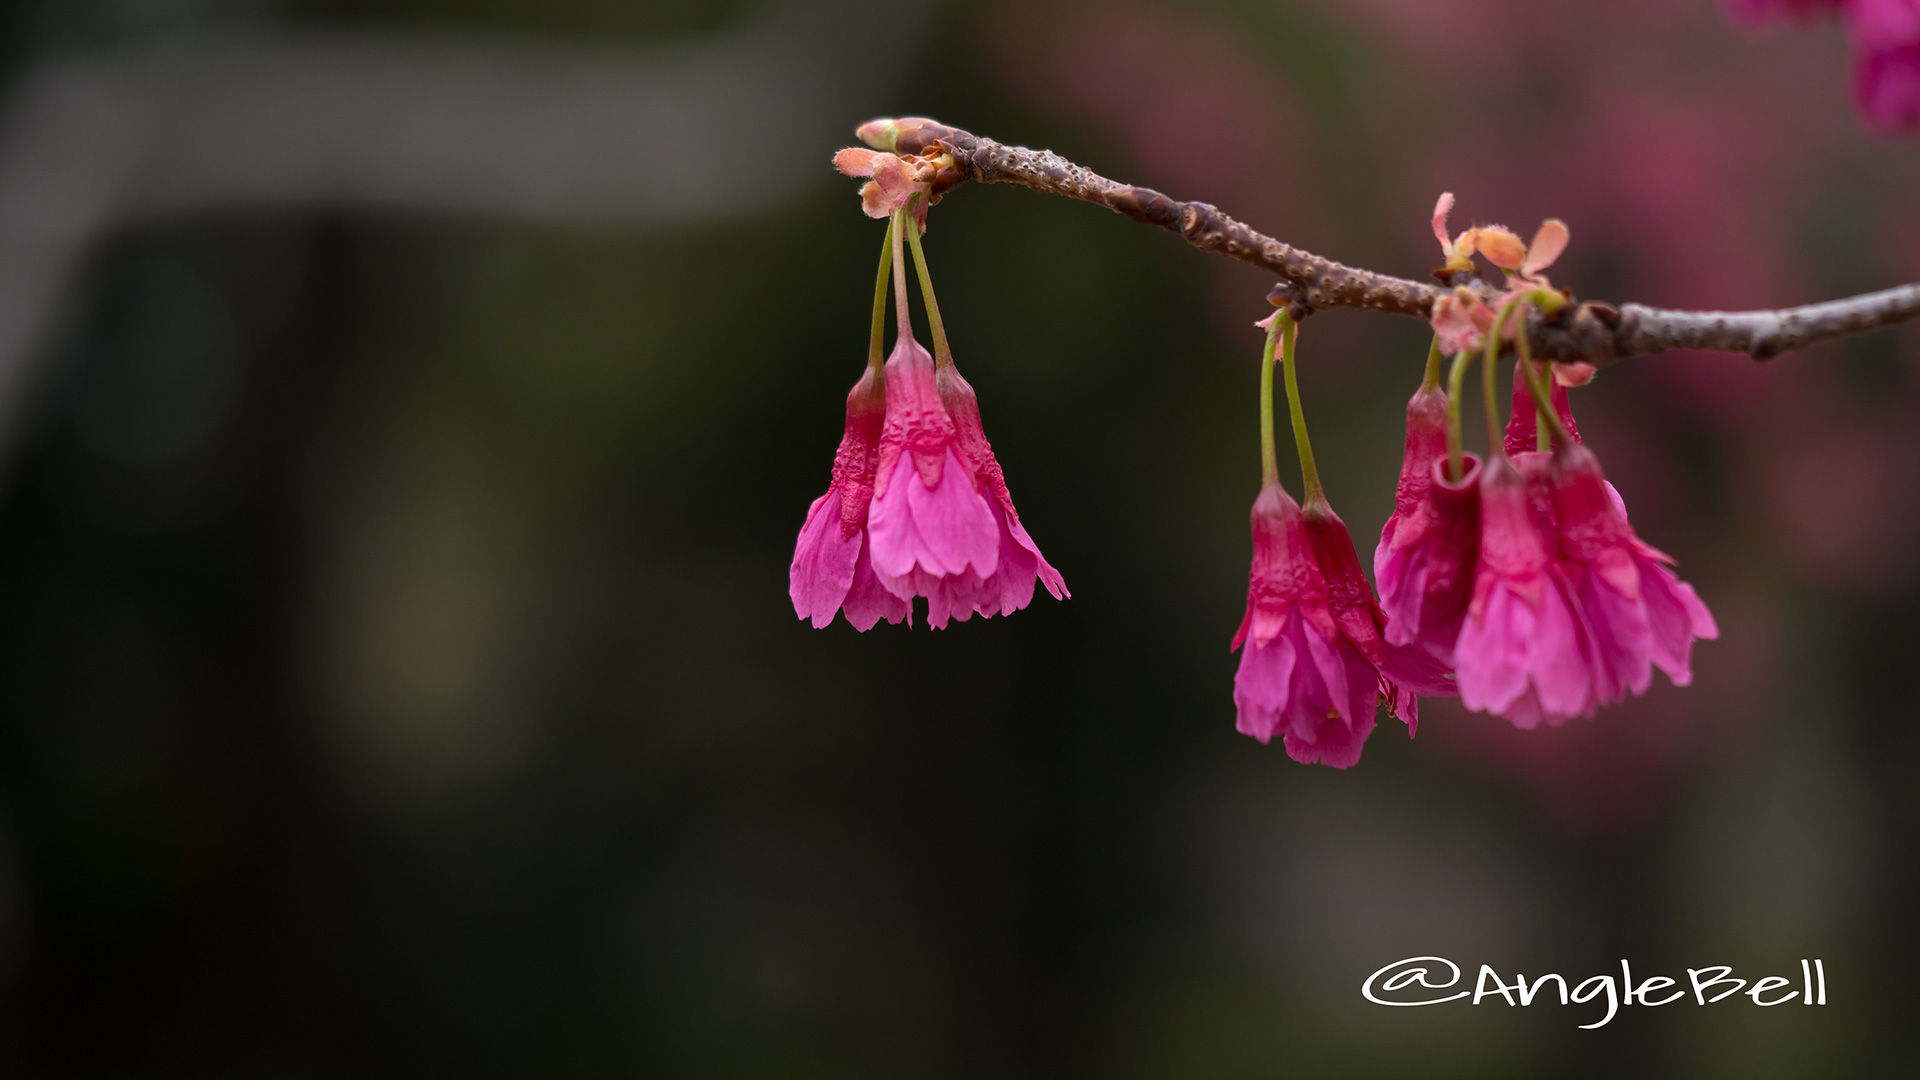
(1229, 200, 1716, 764)
(793, 137, 1718, 769)
(788, 143, 1065, 631)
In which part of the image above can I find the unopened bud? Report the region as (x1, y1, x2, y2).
(856, 118, 900, 152)
(889, 117, 960, 155)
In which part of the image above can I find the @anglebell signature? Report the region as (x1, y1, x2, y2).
(1362, 955, 1828, 1030)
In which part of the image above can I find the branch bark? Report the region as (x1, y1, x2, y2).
(887, 119, 1920, 366)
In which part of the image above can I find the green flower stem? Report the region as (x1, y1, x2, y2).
(869, 217, 894, 369)
(1259, 313, 1282, 488)
(890, 208, 912, 344)
(1279, 313, 1323, 504)
(903, 212, 953, 367)
(1422, 336, 1443, 391)
(1445, 349, 1474, 481)
(1482, 298, 1525, 456)
(1514, 308, 1574, 447)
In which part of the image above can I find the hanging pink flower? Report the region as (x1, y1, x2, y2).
(1454, 453, 1600, 729)
(1304, 497, 1457, 732)
(789, 366, 911, 630)
(1377, 381, 1453, 648)
(864, 334, 1003, 622)
(1547, 444, 1721, 703)
(1232, 481, 1381, 767)
(1375, 393, 1484, 668)
(925, 363, 1069, 625)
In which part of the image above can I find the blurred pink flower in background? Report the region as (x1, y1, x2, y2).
(982, 1, 1310, 248)
(1726, 0, 1842, 20)
(1728, 0, 1920, 132)
(1848, 0, 1920, 130)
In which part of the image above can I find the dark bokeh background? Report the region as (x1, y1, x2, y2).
(0, 0, 1916, 1075)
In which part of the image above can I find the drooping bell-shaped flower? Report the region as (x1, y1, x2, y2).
(1305, 495, 1457, 731)
(1379, 467, 1484, 669)
(1454, 453, 1599, 729)
(789, 363, 911, 630)
(1376, 365, 1482, 666)
(865, 331, 1001, 615)
(791, 217, 919, 632)
(1547, 443, 1720, 703)
(1232, 311, 1448, 766)
(865, 204, 1065, 628)
(1233, 480, 1382, 767)
(930, 363, 1069, 624)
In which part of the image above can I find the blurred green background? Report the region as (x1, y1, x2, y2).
(0, 0, 1915, 1075)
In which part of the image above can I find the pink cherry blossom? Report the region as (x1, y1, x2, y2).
(1231, 481, 1381, 768)
(864, 334, 1002, 625)
(1547, 444, 1720, 703)
(790, 366, 911, 630)
(1454, 453, 1599, 729)
(927, 363, 1068, 624)
(1376, 382, 1483, 665)
(1377, 379, 1450, 582)
(1303, 497, 1457, 733)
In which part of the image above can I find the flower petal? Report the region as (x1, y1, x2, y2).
(1431, 192, 1456, 256)
(1456, 585, 1532, 716)
(1233, 627, 1297, 743)
(904, 448, 1000, 578)
(789, 488, 861, 628)
(1476, 225, 1527, 270)
(1522, 219, 1570, 276)
(833, 146, 881, 178)
(841, 534, 911, 631)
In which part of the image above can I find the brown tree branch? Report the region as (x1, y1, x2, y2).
(879, 118, 1920, 366)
